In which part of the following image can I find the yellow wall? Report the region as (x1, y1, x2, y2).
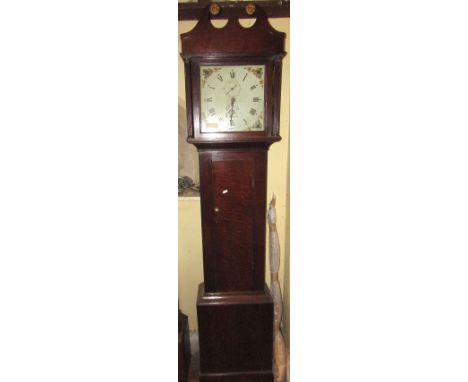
(282, 141, 290, 346)
(178, 198, 203, 329)
(178, 19, 290, 334)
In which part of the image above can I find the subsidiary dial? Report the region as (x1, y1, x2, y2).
(224, 79, 241, 97)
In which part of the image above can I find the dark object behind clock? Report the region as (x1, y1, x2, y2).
(178, 310, 191, 382)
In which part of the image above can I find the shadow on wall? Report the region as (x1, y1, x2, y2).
(179, 98, 199, 195)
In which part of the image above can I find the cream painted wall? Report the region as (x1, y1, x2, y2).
(282, 142, 290, 346)
(178, 19, 290, 333)
(178, 198, 203, 329)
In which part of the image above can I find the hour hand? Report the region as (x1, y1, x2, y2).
(226, 84, 238, 95)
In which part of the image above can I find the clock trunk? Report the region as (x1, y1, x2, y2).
(199, 149, 268, 293)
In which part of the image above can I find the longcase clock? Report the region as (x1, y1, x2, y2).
(181, 4, 285, 381)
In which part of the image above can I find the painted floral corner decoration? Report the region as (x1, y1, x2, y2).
(249, 66, 264, 79)
(247, 112, 264, 131)
(202, 68, 214, 79)
(245, 66, 264, 87)
(201, 67, 221, 87)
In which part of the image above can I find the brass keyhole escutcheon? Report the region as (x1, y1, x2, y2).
(214, 207, 220, 213)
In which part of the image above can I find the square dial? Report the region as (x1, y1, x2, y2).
(200, 65, 265, 132)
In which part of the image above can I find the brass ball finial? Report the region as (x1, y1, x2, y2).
(245, 3, 256, 16)
(209, 3, 221, 16)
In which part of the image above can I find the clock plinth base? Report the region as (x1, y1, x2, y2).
(196, 283, 274, 381)
(199, 370, 273, 382)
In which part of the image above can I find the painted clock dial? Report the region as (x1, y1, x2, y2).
(200, 65, 265, 132)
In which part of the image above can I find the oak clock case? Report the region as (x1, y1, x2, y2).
(181, 5, 285, 381)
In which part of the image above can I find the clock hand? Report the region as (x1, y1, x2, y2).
(226, 83, 238, 96)
(229, 97, 236, 125)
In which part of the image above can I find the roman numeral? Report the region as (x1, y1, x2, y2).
(250, 84, 257, 90)
(253, 97, 260, 102)
(243, 119, 248, 125)
(204, 97, 212, 102)
(243, 73, 248, 81)
(217, 74, 223, 81)
(208, 85, 215, 90)
(209, 108, 215, 115)
(230, 120, 235, 126)
(249, 108, 257, 116)
(230, 70, 235, 79)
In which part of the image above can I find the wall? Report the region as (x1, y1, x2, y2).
(282, 141, 290, 346)
(178, 197, 203, 328)
(178, 19, 290, 334)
